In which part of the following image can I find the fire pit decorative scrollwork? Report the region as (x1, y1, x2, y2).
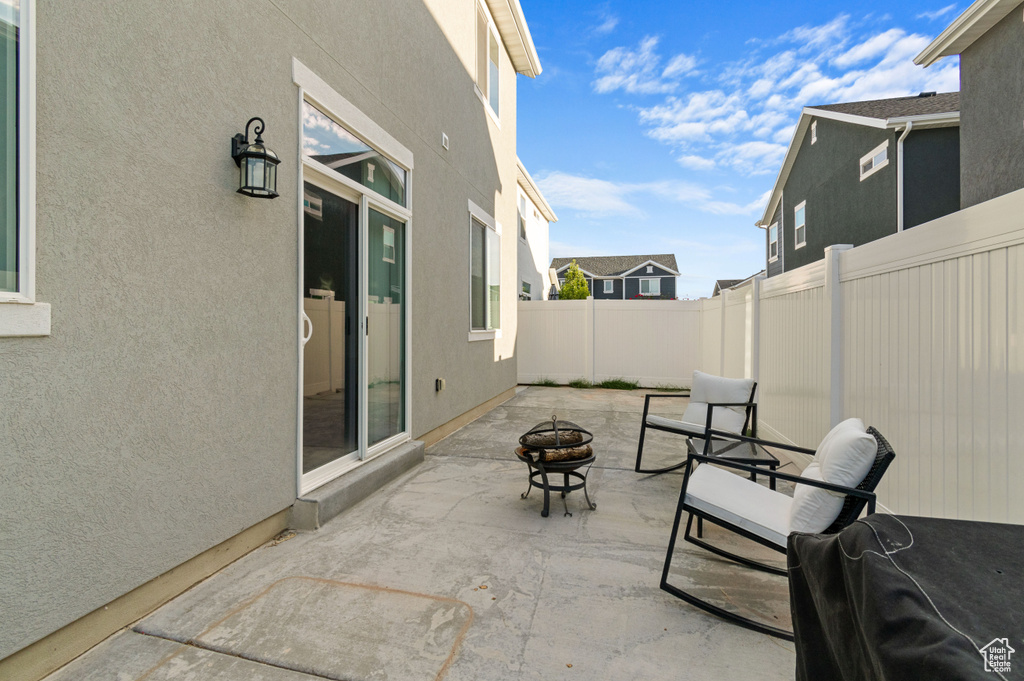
(516, 415, 597, 517)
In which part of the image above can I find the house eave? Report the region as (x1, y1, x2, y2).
(484, 0, 542, 77)
(516, 158, 558, 222)
(915, 0, 1020, 66)
(620, 259, 681, 277)
(885, 112, 961, 129)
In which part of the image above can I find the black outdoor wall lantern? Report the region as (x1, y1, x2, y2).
(231, 117, 280, 199)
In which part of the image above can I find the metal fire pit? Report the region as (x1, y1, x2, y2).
(516, 415, 597, 517)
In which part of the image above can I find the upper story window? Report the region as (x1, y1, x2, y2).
(518, 195, 526, 241)
(794, 201, 806, 249)
(520, 280, 531, 301)
(302, 101, 406, 206)
(768, 223, 778, 262)
(811, 121, 817, 144)
(640, 278, 660, 296)
(469, 200, 500, 338)
(476, 1, 499, 119)
(1, 0, 48, 337)
(382, 226, 395, 263)
(603, 280, 614, 294)
(859, 140, 889, 181)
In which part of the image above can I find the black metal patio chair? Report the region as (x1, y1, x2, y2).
(660, 422, 896, 640)
(635, 370, 757, 474)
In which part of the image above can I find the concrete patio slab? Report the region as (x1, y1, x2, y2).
(43, 387, 796, 681)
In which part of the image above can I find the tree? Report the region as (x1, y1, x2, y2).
(559, 260, 590, 300)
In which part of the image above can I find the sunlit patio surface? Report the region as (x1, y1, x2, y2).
(47, 387, 797, 681)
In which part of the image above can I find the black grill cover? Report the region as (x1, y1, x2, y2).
(788, 515, 1023, 681)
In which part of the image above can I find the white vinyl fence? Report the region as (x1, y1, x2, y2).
(517, 187, 1024, 524)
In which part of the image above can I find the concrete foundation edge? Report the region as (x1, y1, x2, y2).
(291, 439, 425, 531)
(0, 508, 290, 681)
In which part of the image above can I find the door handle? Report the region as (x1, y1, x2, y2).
(301, 310, 313, 346)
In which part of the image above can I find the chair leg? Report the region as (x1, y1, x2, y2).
(635, 425, 691, 475)
(635, 421, 648, 472)
(663, 511, 792, 640)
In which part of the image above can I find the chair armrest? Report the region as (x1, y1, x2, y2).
(642, 392, 692, 420)
(684, 452, 877, 502)
(704, 427, 817, 456)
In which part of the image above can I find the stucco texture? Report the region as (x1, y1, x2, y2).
(960, 4, 1024, 209)
(2, 0, 518, 659)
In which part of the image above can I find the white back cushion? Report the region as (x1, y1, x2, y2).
(684, 370, 755, 434)
(788, 418, 877, 534)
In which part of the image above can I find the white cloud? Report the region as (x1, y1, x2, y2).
(677, 155, 717, 171)
(593, 36, 698, 94)
(917, 4, 958, 20)
(593, 10, 618, 35)
(781, 15, 850, 50)
(833, 29, 904, 68)
(536, 172, 644, 215)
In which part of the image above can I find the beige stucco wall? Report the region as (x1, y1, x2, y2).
(1, 0, 521, 659)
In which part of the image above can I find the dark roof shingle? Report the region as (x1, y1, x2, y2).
(809, 92, 959, 120)
(550, 254, 678, 276)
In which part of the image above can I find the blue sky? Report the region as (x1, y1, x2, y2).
(516, 1, 962, 298)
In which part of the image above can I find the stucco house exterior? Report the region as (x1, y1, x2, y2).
(756, 93, 961, 277)
(516, 158, 557, 300)
(0, 2, 543, 679)
(915, 0, 1024, 209)
(550, 254, 680, 299)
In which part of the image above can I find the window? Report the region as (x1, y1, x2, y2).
(520, 280, 531, 301)
(811, 121, 817, 144)
(768, 222, 778, 262)
(603, 280, 614, 294)
(794, 201, 806, 249)
(518, 195, 526, 241)
(382, 225, 395, 263)
(476, 1, 499, 119)
(646, 265, 653, 273)
(640, 278, 660, 296)
(1, 0, 47, 336)
(859, 140, 889, 181)
(469, 200, 500, 337)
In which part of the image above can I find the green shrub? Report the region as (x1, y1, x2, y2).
(597, 378, 639, 390)
(568, 378, 593, 389)
(653, 384, 690, 393)
(559, 260, 590, 300)
(534, 378, 558, 387)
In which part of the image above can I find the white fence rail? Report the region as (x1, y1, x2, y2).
(517, 188, 1024, 524)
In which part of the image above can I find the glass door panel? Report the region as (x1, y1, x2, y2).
(302, 182, 360, 473)
(367, 208, 405, 447)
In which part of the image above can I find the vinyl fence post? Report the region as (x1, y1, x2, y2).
(586, 295, 595, 383)
(824, 245, 852, 427)
(719, 288, 727, 376)
(751, 275, 764, 383)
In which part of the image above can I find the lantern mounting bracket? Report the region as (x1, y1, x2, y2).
(231, 117, 266, 167)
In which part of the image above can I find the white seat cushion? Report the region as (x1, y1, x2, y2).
(644, 413, 704, 435)
(684, 464, 792, 548)
(687, 371, 756, 434)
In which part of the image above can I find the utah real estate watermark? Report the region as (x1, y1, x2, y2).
(980, 638, 1015, 674)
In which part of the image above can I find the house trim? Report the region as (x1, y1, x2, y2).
(516, 158, 557, 222)
(914, 0, 1021, 66)
(793, 200, 807, 249)
(468, 198, 501, 341)
(859, 140, 890, 181)
(484, 0, 542, 77)
(620, 259, 681, 277)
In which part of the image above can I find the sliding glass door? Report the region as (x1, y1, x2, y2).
(367, 208, 405, 447)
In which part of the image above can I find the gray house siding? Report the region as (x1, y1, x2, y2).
(904, 127, 961, 228)
(960, 4, 1024, 208)
(593, 278, 622, 299)
(3, 0, 520, 662)
(624, 275, 676, 299)
(766, 203, 783, 277)
(782, 117, 897, 272)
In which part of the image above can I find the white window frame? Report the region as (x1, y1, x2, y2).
(0, 0, 48, 337)
(768, 222, 779, 262)
(475, 0, 501, 126)
(518, 193, 527, 243)
(811, 120, 817, 144)
(603, 279, 614, 294)
(794, 201, 806, 249)
(468, 198, 501, 341)
(639, 278, 660, 296)
(859, 140, 889, 181)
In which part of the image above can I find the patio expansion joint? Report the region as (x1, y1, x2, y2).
(128, 628, 346, 681)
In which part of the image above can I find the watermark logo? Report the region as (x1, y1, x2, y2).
(980, 638, 1015, 674)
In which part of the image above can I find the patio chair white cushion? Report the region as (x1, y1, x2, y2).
(789, 418, 877, 534)
(644, 414, 704, 435)
(684, 464, 792, 548)
(681, 371, 756, 435)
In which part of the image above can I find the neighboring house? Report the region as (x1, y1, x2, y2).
(0, 1, 543, 678)
(517, 159, 557, 300)
(756, 93, 961, 277)
(711, 271, 764, 297)
(915, 0, 1024, 209)
(550, 254, 680, 299)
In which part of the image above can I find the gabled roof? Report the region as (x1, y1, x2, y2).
(915, 0, 1023, 66)
(516, 158, 558, 223)
(485, 0, 542, 77)
(712, 271, 765, 297)
(550, 254, 679, 277)
(757, 93, 960, 227)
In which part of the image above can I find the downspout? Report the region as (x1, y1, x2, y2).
(897, 121, 913, 232)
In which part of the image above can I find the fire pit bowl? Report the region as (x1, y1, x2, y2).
(516, 416, 597, 517)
